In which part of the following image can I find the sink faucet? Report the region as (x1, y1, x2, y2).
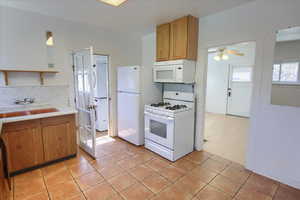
(14, 98, 35, 105)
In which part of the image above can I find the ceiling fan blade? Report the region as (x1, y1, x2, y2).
(226, 49, 244, 56)
(225, 49, 237, 54)
(235, 53, 245, 56)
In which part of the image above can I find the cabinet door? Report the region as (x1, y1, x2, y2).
(170, 16, 188, 60)
(41, 115, 76, 162)
(0, 147, 8, 200)
(156, 23, 170, 61)
(3, 120, 44, 172)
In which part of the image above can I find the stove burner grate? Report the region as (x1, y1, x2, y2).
(165, 105, 188, 110)
(150, 102, 171, 107)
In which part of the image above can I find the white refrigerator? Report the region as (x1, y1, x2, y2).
(117, 65, 162, 145)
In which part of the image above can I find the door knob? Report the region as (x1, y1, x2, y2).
(228, 88, 232, 97)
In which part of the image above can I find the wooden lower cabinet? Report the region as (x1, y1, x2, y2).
(0, 145, 9, 200)
(2, 120, 44, 172)
(1, 114, 76, 174)
(41, 115, 76, 162)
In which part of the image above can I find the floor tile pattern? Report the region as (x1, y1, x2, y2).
(8, 136, 300, 200)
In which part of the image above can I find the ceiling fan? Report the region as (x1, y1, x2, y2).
(209, 48, 245, 61)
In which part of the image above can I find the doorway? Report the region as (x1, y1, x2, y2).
(73, 48, 111, 158)
(93, 54, 110, 139)
(204, 41, 256, 165)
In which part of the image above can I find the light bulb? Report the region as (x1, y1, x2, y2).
(46, 37, 54, 46)
(214, 55, 221, 61)
(222, 54, 229, 60)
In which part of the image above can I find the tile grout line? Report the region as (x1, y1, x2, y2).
(88, 154, 139, 200)
(271, 183, 280, 200)
(194, 159, 241, 199)
(66, 161, 90, 200)
(41, 170, 52, 200)
(231, 171, 253, 199)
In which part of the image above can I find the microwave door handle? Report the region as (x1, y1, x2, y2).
(145, 112, 174, 121)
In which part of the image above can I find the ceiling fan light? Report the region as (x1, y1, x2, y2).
(99, 0, 127, 6)
(46, 31, 54, 46)
(214, 55, 221, 61)
(222, 54, 229, 60)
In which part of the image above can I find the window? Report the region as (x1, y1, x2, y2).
(232, 67, 252, 82)
(272, 62, 300, 83)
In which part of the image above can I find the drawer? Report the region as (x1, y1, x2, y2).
(145, 139, 174, 161)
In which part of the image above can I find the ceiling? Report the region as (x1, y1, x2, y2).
(0, 0, 254, 35)
(208, 41, 256, 53)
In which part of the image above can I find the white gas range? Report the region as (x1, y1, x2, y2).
(144, 91, 195, 161)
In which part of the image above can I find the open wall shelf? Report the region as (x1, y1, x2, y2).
(0, 68, 59, 86)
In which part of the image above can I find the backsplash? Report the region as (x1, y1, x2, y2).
(0, 85, 71, 107)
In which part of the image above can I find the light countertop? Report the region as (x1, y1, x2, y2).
(0, 104, 77, 134)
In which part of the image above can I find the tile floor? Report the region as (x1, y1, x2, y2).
(96, 131, 108, 138)
(204, 113, 249, 165)
(9, 136, 300, 200)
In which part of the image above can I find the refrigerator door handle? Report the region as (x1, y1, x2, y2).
(92, 70, 97, 89)
(94, 107, 97, 121)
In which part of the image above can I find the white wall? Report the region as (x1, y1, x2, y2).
(141, 33, 163, 106)
(195, 0, 300, 189)
(0, 6, 142, 137)
(274, 40, 300, 62)
(271, 84, 300, 107)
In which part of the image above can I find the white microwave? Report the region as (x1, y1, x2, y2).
(153, 60, 196, 83)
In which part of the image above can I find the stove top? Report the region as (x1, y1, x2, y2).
(150, 102, 171, 107)
(165, 105, 187, 110)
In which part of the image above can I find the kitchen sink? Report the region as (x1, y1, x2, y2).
(0, 108, 59, 118)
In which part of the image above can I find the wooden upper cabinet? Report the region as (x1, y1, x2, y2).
(2, 120, 44, 172)
(156, 15, 199, 61)
(41, 115, 76, 162)
(170, 16, 188, 60)
(156, 23, 170, 61)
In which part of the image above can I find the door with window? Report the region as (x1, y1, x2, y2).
(227, 65, 253, 117)
(73, 47, 97, 158)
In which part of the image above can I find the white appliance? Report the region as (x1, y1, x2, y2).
(117, 66, 162, 145)
(94, 55, 109, 131)
(144, 91, 195, 161)
(153, 59, 196, 83)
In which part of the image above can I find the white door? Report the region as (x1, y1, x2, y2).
(227, 65, 253, 117)
(73, 47, 97, 158)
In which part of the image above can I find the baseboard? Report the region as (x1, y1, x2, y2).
(247, 167, 300, 189)
(10, 154, 76, 177)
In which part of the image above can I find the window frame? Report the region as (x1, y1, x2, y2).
(272, 60, 300, 85)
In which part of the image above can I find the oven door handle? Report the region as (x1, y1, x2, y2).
(144, 112, 174, 121)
